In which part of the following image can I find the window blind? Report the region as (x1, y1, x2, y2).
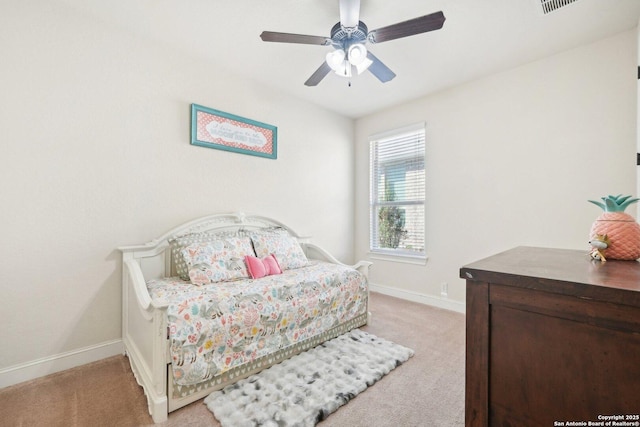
(369, 124, 425, 256)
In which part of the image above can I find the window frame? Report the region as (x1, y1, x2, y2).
(368, 122, 427, 262)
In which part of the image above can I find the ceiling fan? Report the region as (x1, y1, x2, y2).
(259, 0, 445, 86)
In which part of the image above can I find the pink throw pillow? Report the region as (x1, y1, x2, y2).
(244, 254, 282, 279)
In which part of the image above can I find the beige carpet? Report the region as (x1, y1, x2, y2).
(0, 292, 465, 426)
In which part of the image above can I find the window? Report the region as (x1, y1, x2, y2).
(369, 123, 425, 259)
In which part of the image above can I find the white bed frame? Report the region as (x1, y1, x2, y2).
(118, 212, 371, 423)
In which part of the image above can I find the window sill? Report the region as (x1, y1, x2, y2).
(368, 252, 428, 265)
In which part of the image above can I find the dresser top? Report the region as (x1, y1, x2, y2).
(460, 246, 640, 305)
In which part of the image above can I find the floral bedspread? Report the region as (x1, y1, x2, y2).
(146, 261, 368, 386)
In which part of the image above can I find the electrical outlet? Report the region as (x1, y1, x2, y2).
(440, 282, 448, 297)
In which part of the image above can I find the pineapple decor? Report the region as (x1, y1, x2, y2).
(588, 194, 640, 261)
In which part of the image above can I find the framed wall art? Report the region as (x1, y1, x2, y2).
(190, 103, 277, 159)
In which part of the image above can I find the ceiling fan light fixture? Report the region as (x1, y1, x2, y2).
(347, 43, 366, 64)
(326, 49, 346, 71)
(354, 57, 372, 75)
(347, 43, 372, 74)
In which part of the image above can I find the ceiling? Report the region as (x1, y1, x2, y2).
(59, 0, 640, 118)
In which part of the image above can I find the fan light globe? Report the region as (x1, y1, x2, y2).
(348, 43, 366, 64)
(348, 43, 372, 74)
(326, 49, 346, 71)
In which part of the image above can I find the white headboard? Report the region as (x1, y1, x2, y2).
(118, 212, 307, 280)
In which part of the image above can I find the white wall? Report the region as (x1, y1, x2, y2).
(0, 2, 354, 379)
(355, 30, 638, 308)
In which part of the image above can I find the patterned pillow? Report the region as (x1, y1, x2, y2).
(169, 231, 237, 280)
(181, 236, 255, 285)
(249, 230, 308, 270)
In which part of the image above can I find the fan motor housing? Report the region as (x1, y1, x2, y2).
(330, 21, 368, 48)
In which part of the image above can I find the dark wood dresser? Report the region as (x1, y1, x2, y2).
(460, 246, 640, 426)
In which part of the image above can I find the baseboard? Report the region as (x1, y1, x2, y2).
(0, 339, 124, 389)
(369, 283, 466, 314)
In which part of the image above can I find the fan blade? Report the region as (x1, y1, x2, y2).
(304, 62, 332, 86)
(260, 31, 332, 46)
(339, 0, 360, 28)
(368, 11, 445, 44)
(367, 52, 396, 83)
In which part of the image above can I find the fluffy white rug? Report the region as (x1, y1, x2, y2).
(204, 329, 414, 427)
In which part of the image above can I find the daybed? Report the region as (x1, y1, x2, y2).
(118, 212, 371, 423)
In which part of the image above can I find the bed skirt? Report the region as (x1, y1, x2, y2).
(169, 312, 368, 405)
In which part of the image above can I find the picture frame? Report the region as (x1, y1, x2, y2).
(190, 103, 277, 159)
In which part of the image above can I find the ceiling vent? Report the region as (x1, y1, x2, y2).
(537, 0, 581, 15)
